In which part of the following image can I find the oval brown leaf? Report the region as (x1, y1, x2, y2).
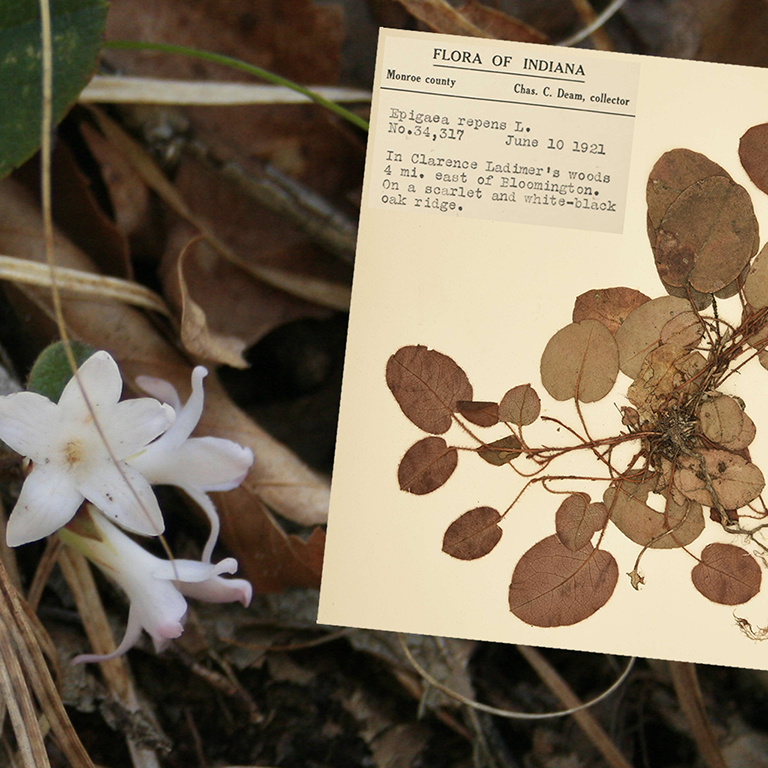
(477, 435, 523, 465)
(739, 123, 768, 196)
(744, 243, 768, 309)
(509, 535, 618, 627)
(386, 345, 472, 434)
(556, 495, 608, 551)
(442, 507, 502, 560)
(604, 482, 704, 549)
(698, 396, 755, 451)
(647, 148, 731, 237)
(655, 176, 758, 294)
(660, 311, 704, 348)
(499, 384, 540, 426)
(540, 319, 619, 403)
(691, 543, 761, 605)
(572, 287, 650, 335)
(614, 295, 690, 379)
(398, 436, 458, 495)
(675, 450, 765, 510)
(456, 400, 499, 427)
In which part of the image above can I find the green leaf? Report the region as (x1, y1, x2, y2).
(27, 340, 97, 402)
(0, 0, 108, 180)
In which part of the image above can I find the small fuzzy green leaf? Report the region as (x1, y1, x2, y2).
(27, 340, 97, 402)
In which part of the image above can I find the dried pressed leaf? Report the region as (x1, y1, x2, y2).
(675, 450, 765, 510)
(572, 287, 650, 335)
(442, 507, 502, 560)
(744, 243, 768, 309)
(739, 123, 768, 196)
(477, 435, 523, 466)
(627, 344, 707, 423)
(398, 437, 458, 495)
(555, 495, 607, 552)
(691, 543, 761, 605)
(646, 149, 731, 237)
(698, 396, 756, 451)
(508, 535, 618, 627)
(654, 175, 758, 294)
(540, 319, 619, 403)
(386, 346, 472, 434)
(660, 311, 704, 348)
(456, 400, 499, 427)
(614, 295, 690, 378)
(603, 482, 704, 549)
(498, 384, 540, 426)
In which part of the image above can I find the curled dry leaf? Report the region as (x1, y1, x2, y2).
(654, 175, 758, 294)
(540, 319, 619, 403)
(0, 178, 329, 590)
(508, 535, 618, 627)
(604, 481, 704, 549)
(455, 0, 549, 43)
(442, 507, 502, 560)
(572, 287, 650, 335)
(739, 123, 768, 196)
(477, 435, 523, 466)
(456, 400, 499, 427)
(674, 450, 765, 511)
(699, 396, 756, 452)
(555, 495, 608, 552)
(744, 243, 768, 309)
(498, 384, 540, 426)
(614, 295, 690, 378)
(398, 437, 458, 495)
(627, 343, 707, 424)
(691, 543, 761, 605)
(386, 346, 473, 434)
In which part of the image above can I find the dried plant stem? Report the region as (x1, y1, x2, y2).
(668, 662, 727, 768)
(517, 646, 633, 768)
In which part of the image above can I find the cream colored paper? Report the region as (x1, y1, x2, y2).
(318, 28, 768, 670)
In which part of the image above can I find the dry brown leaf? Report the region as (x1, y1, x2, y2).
(744, 243, 768, 309)
(572, 287, 650, 335)
(398, 436, 458, 495)
(498, 383, 540, 426)
(0, 178, 329, 590)
(555, 495, 607, 552)
(456, 0, 548, 42)
(386, 346, 472, 434)
(442, 507, 502, 560)
(540, 319, 619, 403)
(508, 535, 618, 627)
(455, 400, 499, 427)
(691, 543, 761, 605)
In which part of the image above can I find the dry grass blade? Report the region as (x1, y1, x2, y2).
(0, 554, 95, 768)
(517, 646, 634, 768)
(0, 255, 171, 316)
(567, 0, 613, 49)
(0, 618, 50, 768)
(90, 109, 351, 310)
(668, 661, 728, 768)
(80, 75, 371, 106)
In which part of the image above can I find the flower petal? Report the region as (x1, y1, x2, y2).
(72, 606, 146, 664)
(6, 463, 83, 546)
(135, 375, 181, 411)
(176, 574, 252, 606)
(0, 392, 60, 461)
(79, 460, 164, 536)
(105, 398, 175, 459)
(58, 351, 123, 413)
(133, 437, 252, 490)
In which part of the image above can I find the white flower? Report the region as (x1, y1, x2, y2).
(61, 506, 252, 664)
(0, 352, 174, 547)
(129, 367, 253, 561)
